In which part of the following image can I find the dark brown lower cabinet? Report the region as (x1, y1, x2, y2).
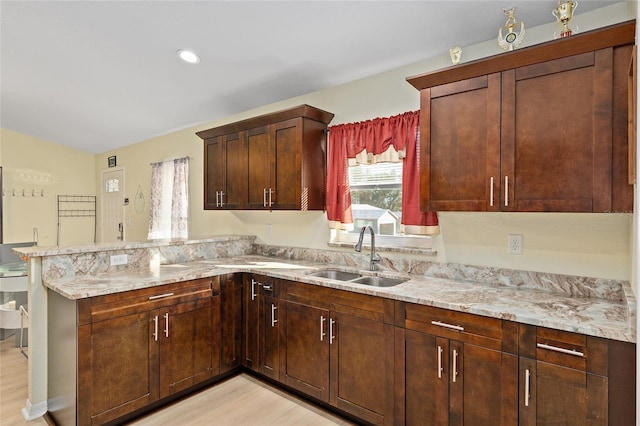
(519, 358, 606, 425)
(402, 329, 517, 426)
(220, 273, 242, 373)
(49, 272, 635, 426)
(71, 278, 219, 426)
(280, 281, 394, 425)
(259, 292, 280, 379)
(397, 303, 518, 426)
(518, 325, 636, 426)
(242, 274, 280, 378)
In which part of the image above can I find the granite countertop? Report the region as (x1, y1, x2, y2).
(42, 254, 636, 343)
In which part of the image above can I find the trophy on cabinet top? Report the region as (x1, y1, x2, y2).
(553, 0, 578, 38)
(498, 7, 525, 51)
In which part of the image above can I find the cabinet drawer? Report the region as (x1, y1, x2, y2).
(520, 325, 607, 374)
(401, 303, 507, 351)
(79, 278, 217, 324)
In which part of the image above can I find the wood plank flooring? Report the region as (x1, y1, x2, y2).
(127, 374, 356, 426)
(1, 339, 355, 426)
(0, 338, 47, 425)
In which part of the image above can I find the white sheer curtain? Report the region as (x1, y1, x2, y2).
(148, 157, 189, 239)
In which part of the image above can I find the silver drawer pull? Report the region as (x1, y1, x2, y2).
(524, 368, 531, 407)
(489, 176, 494, 207)
(148, 292, 175, 300)
(431, 320, 464, 332)
(251, 279, 258, 301)
(437, 345, 443, 379)
(152, 315, 159, 341)
(320, 316, 326, 341)
(537, 343, 584, 357)
(263, 284, 273, 292)
(271, 304, 278, 327)
(452, 349, 459, 383)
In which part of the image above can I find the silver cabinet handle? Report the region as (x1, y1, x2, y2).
(250, 279, 258, 301)
(216, 191, 221, 207)
(153, 315, 159, 341)
(537, 343, 584, 357)
(504, 176, 509, 207)
(452, 349, 459, 383)
(268, 188, 274, 207)
(271, 304, 278, 327)
(263, 188, 267, 207)
(149, 292, 175, 300)
(525, 368, 531, 407)
(164, 312, 169, 338)
(490, 176, 494, 207)
(263, 284, 273, 292)
(320, 316, 326, 341)
(437, 345, 443, 379)
(329, 318, 336, 345)
(219, 191, 225, 207)
(431, 320, 464, 332)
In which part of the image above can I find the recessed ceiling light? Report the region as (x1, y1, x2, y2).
(177, 49, 200, 64)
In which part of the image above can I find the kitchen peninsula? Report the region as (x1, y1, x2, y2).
(15, 235, 636, 425)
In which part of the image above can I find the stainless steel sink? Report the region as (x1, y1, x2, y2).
(350, 276, 407, 287)
(307, 270, 362, 281)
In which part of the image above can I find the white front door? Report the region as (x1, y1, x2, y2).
(101, 168, 125, 242)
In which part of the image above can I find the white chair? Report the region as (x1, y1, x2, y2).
(0, 301, 28, 357)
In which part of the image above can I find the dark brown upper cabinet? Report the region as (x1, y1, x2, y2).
(407, 21, 635, 213)
(197, 105, 334, 211)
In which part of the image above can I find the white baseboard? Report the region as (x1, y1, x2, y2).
(21, 398, 47, 421)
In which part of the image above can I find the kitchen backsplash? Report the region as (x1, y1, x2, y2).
(31, 236, 629, 303)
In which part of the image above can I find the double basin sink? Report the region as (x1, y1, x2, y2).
(306, 269, 408, 287)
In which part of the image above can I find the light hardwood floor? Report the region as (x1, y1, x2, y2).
(127, 374, 356, 426)
(1, 339, 355, 426)
(0, 338, 47, 426)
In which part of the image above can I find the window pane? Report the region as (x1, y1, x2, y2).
(349, 162, 402, 235)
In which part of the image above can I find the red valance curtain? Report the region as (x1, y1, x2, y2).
(326, 111, 439, 235)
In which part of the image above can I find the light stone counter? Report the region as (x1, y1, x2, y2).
(41, 254, 636, 344)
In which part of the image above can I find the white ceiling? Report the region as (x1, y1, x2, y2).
(0, 0, 625, 154)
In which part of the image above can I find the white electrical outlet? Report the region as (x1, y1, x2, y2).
(508, 234, 523, 255)
(110, 254, 128, 266)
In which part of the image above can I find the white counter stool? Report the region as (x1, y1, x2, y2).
(0, 301, 28, 357)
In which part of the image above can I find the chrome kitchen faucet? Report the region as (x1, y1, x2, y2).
(355, 225, 380, 271)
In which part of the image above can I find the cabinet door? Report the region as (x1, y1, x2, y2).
(404, 330, 449, 426)
(501, 50, 614, 212)
(421, 74, 501, 211)
(281, 301, 330, 402)
(450, 342, 518, 426)
(330, 311, 394, 426)
(204, 136, 224, 209)
(519, 358, 607, 426)
(247, 126, 272, 209)
(243, 275, 260, 370)
(272, 118, 302, 210)
(223, 132, 246, 209)
(259, 296, 279, 379)
(158, 297, 216, 398)
(220, 274, 242, 373)
(78, 312, 155, 425)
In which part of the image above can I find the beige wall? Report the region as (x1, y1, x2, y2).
(1, 129, 96, 246)
(93, 3, 634, 281)
(0, 4, 632, 281)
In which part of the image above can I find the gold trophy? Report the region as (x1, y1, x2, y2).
(553, 0, 578, 38)
(498, 7, 525, 51)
